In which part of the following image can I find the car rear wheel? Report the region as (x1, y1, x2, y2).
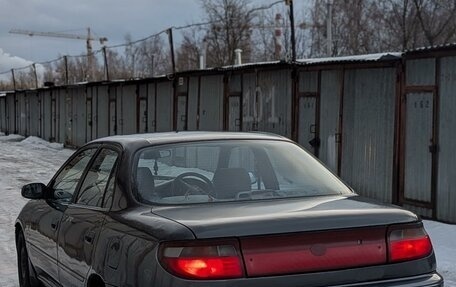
(17, 231, 40, 287)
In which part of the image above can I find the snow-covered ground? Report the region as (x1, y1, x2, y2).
(0, 134, 454, 286)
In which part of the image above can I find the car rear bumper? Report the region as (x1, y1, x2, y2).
(330, 273, 443, 287)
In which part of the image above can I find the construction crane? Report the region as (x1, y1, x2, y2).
(9, 27, 108, 80)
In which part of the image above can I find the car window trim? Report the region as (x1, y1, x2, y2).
(72, 144, 122, 209)
(47, 144, 101, 203)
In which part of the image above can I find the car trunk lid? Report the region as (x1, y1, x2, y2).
(151, 195, 418, 239)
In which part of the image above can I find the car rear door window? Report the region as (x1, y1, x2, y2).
(76, 148, 119, 208)
(52, 148, 97, 202)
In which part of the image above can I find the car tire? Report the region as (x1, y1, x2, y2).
(17, 231, 41, 287)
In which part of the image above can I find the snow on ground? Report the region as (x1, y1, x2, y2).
(0, 135, 73, 287)
(0, 134, 455, 286)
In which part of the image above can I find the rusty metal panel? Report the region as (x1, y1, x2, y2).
(55, 88, 67, 143)
(406, 58, 435, 86)
(69, 87, 87, 147)
(86, 88, 94, 142)
(341, 68, 396, 203)
(404, 93, 433, 203)
(137, 83, 148, 134)
(319, 70, 341, 172)
(229, 74, 242, 94)
(0, 96, 6, 133)
(120, 84, 137, 135)
(6, 93, 16, 134)
(199, 75, 223, 131)
(228, 96, 241, 131)
(187, 77, 199, 131)
(16, 91, 27, 136)
(26, 91, 39, 137)
(51, 91, 57, 141)
(176, 76, 188, 94)
(242, 70, 291, 136)
(298, 97, 317, 153)
(95, 85, 109, 139)
(299, 71, 318, 93)
(146, 83, 156, 132)
(156, 81, 173, 132)
(176, 95, 187, 131)
(242, 73, 256, 131)
(437, 56, 456, 222)
(256, 70, 292, 137)
(42, 90, 52, 141)
(108, 85, 117, 136)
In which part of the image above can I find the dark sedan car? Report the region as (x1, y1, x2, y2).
(16, 132, 443, 287)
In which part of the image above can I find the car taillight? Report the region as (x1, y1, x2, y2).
(159, 240, 244, 280)
(388, 223, 433, 263)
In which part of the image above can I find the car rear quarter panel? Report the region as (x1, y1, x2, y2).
(90, 208, 195, 287)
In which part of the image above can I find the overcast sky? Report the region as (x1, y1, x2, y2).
(0, 0, 307, 75)
(0, 0, 206, 73)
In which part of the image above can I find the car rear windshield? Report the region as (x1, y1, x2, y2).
(134, 140, 352, 204)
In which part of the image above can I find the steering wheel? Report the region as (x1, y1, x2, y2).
(175, 172, 214, 196)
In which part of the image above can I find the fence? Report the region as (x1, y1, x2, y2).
(2, 45, 456, 223)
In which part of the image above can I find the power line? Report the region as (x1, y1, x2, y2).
(1, 1, 286, 76)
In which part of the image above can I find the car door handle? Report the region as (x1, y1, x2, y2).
(84, 231, 96, 244)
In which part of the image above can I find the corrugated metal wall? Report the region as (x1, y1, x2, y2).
(437, 56, 456, 222)
(6, 93, 16, 134)
(298, 71, 318, 154)
(156, 81, 173, 132)
(187, 77, 199, 131)
(16, 91, 27, 136)
(4, 51, 456, 223)
(401, 58, 436, 216)
(199, 75, 224, 131)
(242, 70, 292, 137)
(319, 70, 342, 172)
(0, 96, 6, 133)
(41, 90, 52, 142)
(341, 68, 396, 202)
(137, 83, 148, 134)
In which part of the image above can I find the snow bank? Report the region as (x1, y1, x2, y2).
(19, 136, 64, 150)
(0, 134, 25, 142)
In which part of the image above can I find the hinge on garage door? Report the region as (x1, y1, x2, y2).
(429, 143, 439, 154)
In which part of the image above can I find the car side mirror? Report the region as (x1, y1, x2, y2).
(21, 183, 48, 200)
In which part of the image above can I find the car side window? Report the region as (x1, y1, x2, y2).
(76, 148, 119, 208)
(52, 148, 97, 202)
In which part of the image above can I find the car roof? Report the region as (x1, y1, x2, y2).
(89, 131, 290, 149)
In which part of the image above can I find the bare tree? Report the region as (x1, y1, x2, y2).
(200, 0, 256, 66)
(413, 0, 456, 46)
(176, 29, 202, 71)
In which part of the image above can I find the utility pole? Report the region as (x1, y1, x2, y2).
(63, 56, 69, 85)
(285, 0, 297, 62)
(32, 63, 38, 88)
(167, 28, 176, 74)
(87, 27, 93, 81)
(11, 69, 16, 90)
(327, 0, 333, 56)
(102, 46, 109, 81)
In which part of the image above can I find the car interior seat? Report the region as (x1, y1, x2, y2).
(212, 168, 251, 199)
(136, 167, 156, 202)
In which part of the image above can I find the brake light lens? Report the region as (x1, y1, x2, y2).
(159, 240, 244, 280)
(388, 224, 433, 262)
